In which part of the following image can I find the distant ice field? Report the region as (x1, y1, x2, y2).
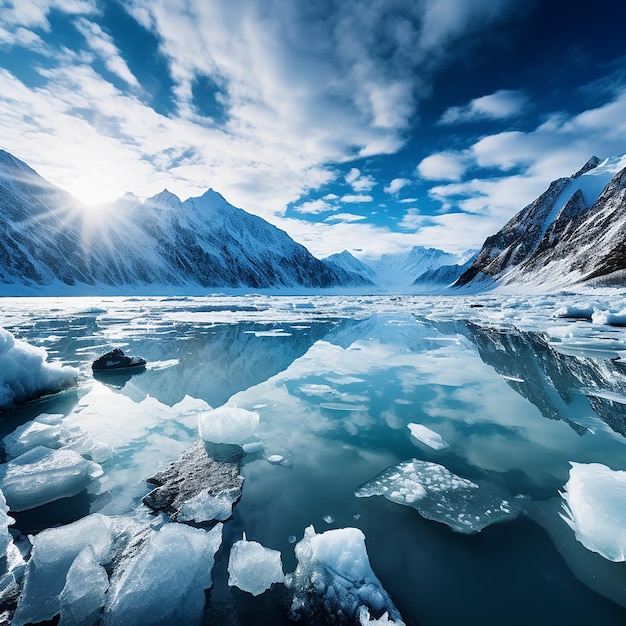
(1, 293, 626, 625)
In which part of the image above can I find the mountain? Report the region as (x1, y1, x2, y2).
(455, 154, 626, 290)
(0, 150, 356, 293)
(411, 252, 477, 289)
(322, 251, 376, 285)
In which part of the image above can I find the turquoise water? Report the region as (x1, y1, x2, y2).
(1, 295, 626, 625)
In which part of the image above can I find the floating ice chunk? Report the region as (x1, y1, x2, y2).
(592, 308, 626, 327)
(103, 522, 223, 625)
(322, 515, 334, 524)
(407, 423, 449, 450)
(355, 459, 520, 534)
(0, 446, 103, 511)
(0, 326, 78, 410)
(242, 441, 264, 454)
(358, 607, 403, 625)
(286, 525, 404, 625)
(2, 414, 70, 458)
(227, 535, 284, 596)
(560, 462, 626, 562)
(320, 402, 368, 412)
(0, 489, 14, 558)
(198, 406, 259, 444)
(58, 546, 109, 626)
(554, 304, 594, 320)
(267, 454, 285, 464)
(12, 514, 120, 626)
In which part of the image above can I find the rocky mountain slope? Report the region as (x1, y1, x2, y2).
(455, 155, 626, 289)
(0, 150, 364, 293)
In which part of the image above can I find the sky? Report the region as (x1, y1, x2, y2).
(1, 0, 626, 261)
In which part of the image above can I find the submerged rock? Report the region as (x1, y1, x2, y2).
(142, 441, 244, 523)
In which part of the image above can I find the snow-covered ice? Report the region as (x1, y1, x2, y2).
(0, 326, 77, 410)
(198, 405, 260, 444)
(103, 522, 223, 625)
(553, 304, 594, 320)
(560, 462, 626, 562)
(227, 535, 284, 596)
(286, 525, 404, 625)
(407, 423, 449, 450)
(0, 488, 14, 558)
(0, 446, 103, 511)
(592, 308, 626, 327)
(355, 459, 520, 533)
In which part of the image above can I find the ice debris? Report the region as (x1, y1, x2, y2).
(560, 462, 626, 562)
(0, 446, 103, 511)
(592, 308, 626, 327)
(103, 522, 223, 625)
(227, 534, 285, 596)
(553, 304, 594, 320)
(198, 405, 259, 444)
(143, 440, 244, 523)
(0, 327, 78, 410)
(12, 514, 223, 626)
(407, 423, 449, 450)
(355, 459, 520, 534)
(285, 525, 404, 625)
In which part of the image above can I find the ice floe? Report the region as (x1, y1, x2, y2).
(0, 326, 78, 410)
(407, 423, 449, 450)
(198, 405, 259, 444)
(355, 459, 520, 533)
(286, 525, 404, 625)
(103, 522, 222, 625)
(227, 534, 284, 596)
(553, 304, 594, 320)
(560, 462, 626, 562)
(592, 308, 626, 327)
(0, 446, 103, 511)
(143, 441, 244, 523)
(0, 488, 14, 558)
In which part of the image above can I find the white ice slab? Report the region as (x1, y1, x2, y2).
(198, 406, 259, 444)
(407, 423, 449, 450)
(0, 446, 103, 511)
(560, 462, 626, 562)
(228, 535, 284, 596)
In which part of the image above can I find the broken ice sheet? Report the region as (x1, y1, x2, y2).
(0, 446, 103, 512)
(355, 459, 520, 533)
(407, 423, 449, 450)
(227, 535, 284, 596)
(285, 525, 404, 625)
(560, 462, 626, 562)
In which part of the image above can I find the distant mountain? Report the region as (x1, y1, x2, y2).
(455, 155, 626, 289)
(0, 150, 358, 293)
(412, 253, 477, 289)
(322, 251, 376, 285)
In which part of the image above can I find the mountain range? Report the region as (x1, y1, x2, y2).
(2, 148, 626, 294)
(0, 150, 368, 293)
(455, 154, 626, 290)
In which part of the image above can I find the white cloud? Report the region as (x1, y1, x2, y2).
(417, 152, 468, 181)
(439, 89, 528, 124)
(293, 199, 334, 215)
(384, 177, 411, 194)
(398, 208, 423, 230)
(340, 194, 374, 203)
(345, 168, 376, 192)
(324, 213, 367, 223)
(75, 19, 139, 87)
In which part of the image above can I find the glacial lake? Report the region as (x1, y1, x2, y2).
(1, 293, 626, 625)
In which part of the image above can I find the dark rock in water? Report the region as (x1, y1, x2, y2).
(92, 348, 146, 372)
(142, 441, 244, 523)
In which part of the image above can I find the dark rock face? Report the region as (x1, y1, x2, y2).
(455, 155, 626, 289)
(0, 150, 349, 291)
(142, 441, 244, 522)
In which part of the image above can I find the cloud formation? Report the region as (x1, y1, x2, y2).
(439, 89, 528, 125)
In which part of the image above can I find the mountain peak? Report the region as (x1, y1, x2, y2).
(146, 189, 181, 207)
(572, 155, 601, 178)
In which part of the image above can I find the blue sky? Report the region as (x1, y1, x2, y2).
(1, 0, 626, 260)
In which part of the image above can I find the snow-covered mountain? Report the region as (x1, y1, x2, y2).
(456, 155, 626, 290)
(324, 246, 469, 291)
(0, 150, 360, 293)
